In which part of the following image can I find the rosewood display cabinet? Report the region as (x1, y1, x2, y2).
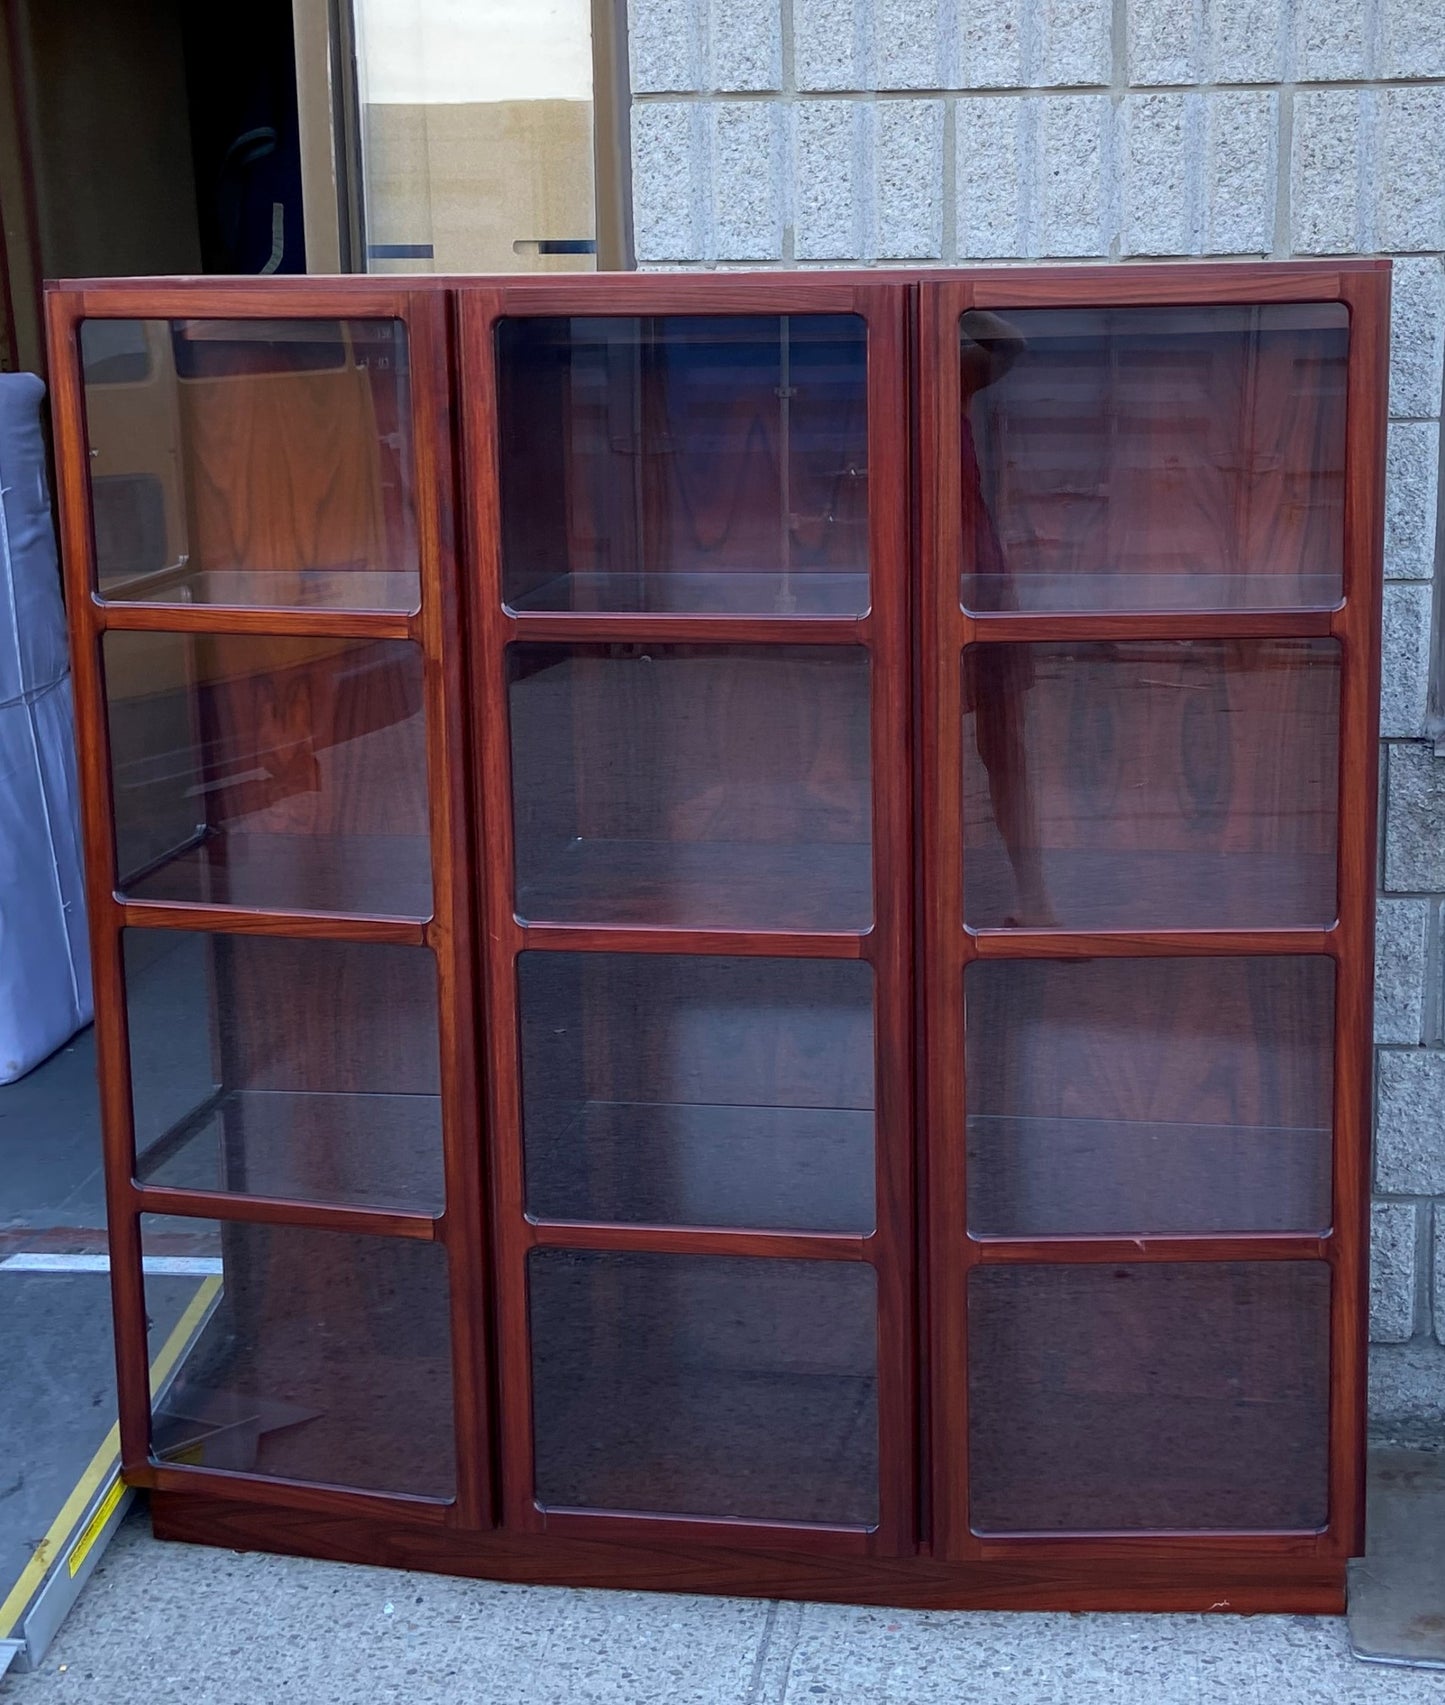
(45, 260, 1388, 1614)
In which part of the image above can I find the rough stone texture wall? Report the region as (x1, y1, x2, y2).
(626, 0, 1445, 1434)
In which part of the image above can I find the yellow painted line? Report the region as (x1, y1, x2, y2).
(0, 1274, 222, 1639)
(66, 1479, 124, 1578)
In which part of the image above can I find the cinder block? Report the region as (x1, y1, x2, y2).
(956, 0, 1030, 89)
(1036, 0, 1112, 88)
(1290, 89, 1365, 256)
(1376, 898, 1431, 1046)
(874, 100, 945, 258)
(874, 0, 946, 89)
(710, 103, 783, 260)
(1386, 745, 1445, 898)
(632, 103, 706, 262)
(1120, 93, 1196, 258)
(1370, 1341, 1445, 1438)
(1381, 0, 1445, 79)
(629, 0, 701, 93)
(1377, 1050, 1445, 1195)
(1390, 258, 1445, 422)
(1386, 744, 1445, 894)
(956, 96, 1030, 259)
(1381, 583, 1434, 741)
(1372, 1201, 1420, 1344)
(794, 101, 865, 260)
(1034, 94, 1112, 259)
(709, 0, 781, 90)
(794, 0, 864, 90)
(1293, 0, 1373, 81)
(1205, 0, 1286, 83)
(1128, 0, 1202, 85)
(1201, 92, 1277, 255)
(1385, 420, 1440, 581)
(1376, 88, 1445, 255)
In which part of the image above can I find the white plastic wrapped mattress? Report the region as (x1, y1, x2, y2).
(0, 372, 91, 1083)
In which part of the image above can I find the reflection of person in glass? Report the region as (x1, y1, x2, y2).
(961, 311, 1053, 927)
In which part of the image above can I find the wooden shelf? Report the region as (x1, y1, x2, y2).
(137, 1088, 445, 1215)
(122, 831, 434, 920)
(962, 848, 1339, 932)
(965, 1114, 1331, 1238)
(962, 570, 1343, 616)
(526, 1100, 875, 1233)
(515, 838, 873, 932)
(506, 569, 870, 618)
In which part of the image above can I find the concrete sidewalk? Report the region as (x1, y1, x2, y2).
(4, 1505, 1444, 1705)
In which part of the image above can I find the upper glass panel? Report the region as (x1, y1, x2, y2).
(959, 304, 1349, 614)
(509, 643, 872, 929)
(81, 318, 419, 610)
(962, 638, 1340, 930)
(103, 631, 432, 917)
(496, 315, 870, 615)
(965, 956, 1335, 1237)
(520, 953, 875, 1232)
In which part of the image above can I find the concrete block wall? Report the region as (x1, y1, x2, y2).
(626, 0, 1445, 1435)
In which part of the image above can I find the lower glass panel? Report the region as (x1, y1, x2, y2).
(145, 1217, 456, 1498)
(961, 639, 1340, 930)
(509, 645, 873, 929)
(103, 631, 431, 916)
(965, 957, 1334, 1236)
(529, 1250, 879, 1525)
(520, 954, 875, 1233)
(967, 1262, 1331, 1532)
(127, 931, 444, 1214)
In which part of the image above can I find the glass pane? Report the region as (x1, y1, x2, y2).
(127, 931, 443, 1214)
(962, 639, 1339, 930)
(146, 1216, 455, 1497)
(81, 318, 417, 610)
(497, 316, 869, 615)
(352, 1, 598, 273)
(966, 958, 1334, 1236)
(959, 304, 1348, 613)
(510, 645, 872, 929)
(104, 632, 431, 916)
(967, 1262, 1330, 1532)
(529, 1250, 878, 1524)
(520, 954, 874, 1232)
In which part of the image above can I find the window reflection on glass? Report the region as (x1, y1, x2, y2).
(351, 0, 599, 273)
(81, 317, 418, 611)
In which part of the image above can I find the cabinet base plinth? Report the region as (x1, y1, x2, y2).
(149, 1493, 1347, 1615)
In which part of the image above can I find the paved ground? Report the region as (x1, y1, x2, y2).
(4, 1504, 1445, 1705)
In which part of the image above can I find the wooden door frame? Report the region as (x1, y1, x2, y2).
(456, 272, 917, 1558)
(917, 259, 1389, 1569)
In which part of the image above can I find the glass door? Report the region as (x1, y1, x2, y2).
(922, 268, 1387, 1565)
(50, 285, 489, 1527)
(463, 280, 914, 1553)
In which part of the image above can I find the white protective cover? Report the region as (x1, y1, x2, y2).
(0, 372, 91, 1082)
